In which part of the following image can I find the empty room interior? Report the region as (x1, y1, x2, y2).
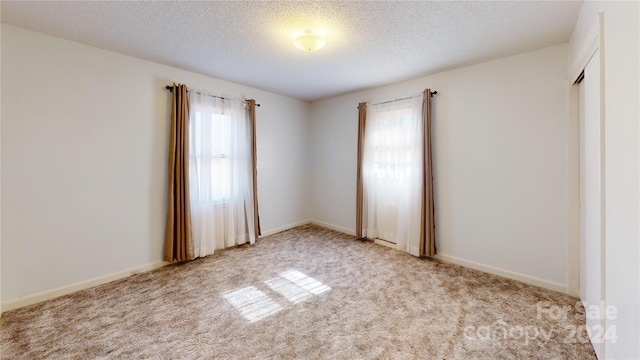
(1, 1, 639, 359)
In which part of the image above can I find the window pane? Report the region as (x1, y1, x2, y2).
(190, 111, 233, 203)
(371, 110, 416, 181)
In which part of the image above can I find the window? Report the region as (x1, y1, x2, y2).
(190, 110, 232, 204)
(370, 109, 416, 181)
(361, 95, 424, 255)
(184, 89, 258, 257)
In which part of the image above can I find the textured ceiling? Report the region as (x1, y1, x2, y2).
(1, 1, 582, 101)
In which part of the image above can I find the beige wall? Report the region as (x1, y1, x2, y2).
(1, 24, 311, 306)
(309, 44, 570, 291)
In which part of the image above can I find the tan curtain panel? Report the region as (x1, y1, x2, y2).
(420, 89, 436, 257)
(163, 83, 194, 262)
(356, 102, 367, 239)
(247, 99, 261, 238)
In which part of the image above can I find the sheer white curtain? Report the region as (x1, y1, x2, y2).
(362, 95, 424, 256)
(188, 91, 256, 258)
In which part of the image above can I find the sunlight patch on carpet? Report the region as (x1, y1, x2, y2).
(265, 277, 313, 304)
(265, 269, 331, 304)
(280, 269, 331, 295)
(222, 286, 283, 322)
(224, 270, 330, 321)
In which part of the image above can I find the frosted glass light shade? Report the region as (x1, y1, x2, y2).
(294, 30, 326, 52)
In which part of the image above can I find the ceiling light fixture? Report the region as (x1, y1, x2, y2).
(294, 29, 326, 52)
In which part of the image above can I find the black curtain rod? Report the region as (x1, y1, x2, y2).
(360, 90, 438, 109)
(372, 94, 418, 106)
(164, 86, 260, 107)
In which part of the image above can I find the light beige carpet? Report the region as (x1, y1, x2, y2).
(1, 224, 595, 359)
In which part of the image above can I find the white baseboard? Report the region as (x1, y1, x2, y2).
(1, 261, 168, 314)
(373, 238, 396, 249)
(2, 218, 318, 315)
(1, 218, 332, 314)
(260, 219, 313, 237)
(435, 254, 567, 294)
(308, 219, 356, 236)
(260, 219, 357, 238)
(306, 219, 568, 294)
(1, 220, 569, 315)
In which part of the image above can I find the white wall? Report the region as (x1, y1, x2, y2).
(1, 24, 310, 305)
(569, 2, 640, 359)
(309, 44, 569, 289)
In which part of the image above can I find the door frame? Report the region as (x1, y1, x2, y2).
(567, 13, 603, 298)
(567, 12, 606, 359)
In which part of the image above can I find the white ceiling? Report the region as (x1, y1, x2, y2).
(1, 1, 583, 101)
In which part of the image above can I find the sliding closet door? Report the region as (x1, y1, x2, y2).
(578, 49, 604, 359)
